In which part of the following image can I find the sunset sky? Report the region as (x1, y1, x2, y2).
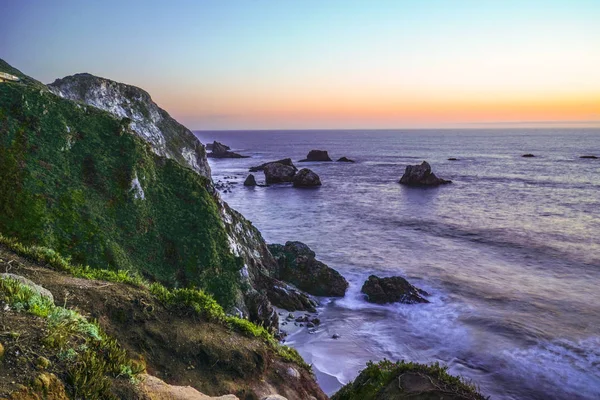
(1, 0, 599, 129)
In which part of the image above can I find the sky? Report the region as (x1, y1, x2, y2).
(1, 0, 599, 130)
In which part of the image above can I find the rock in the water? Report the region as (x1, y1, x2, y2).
(398, 161, 451, 186)
(332, 334, 341, 339)
(292, 168, 321, 187)
(0, 273, 54, 303)
(249, 158, 297, 172)
(268, 242, 348, 297)
(580, 155, 598, 159)
(337, 157, 355, 163)
(299, 150, 332, 162)
(207, 141, 249, 159)
(522, 153, 535, 158)
(243, 174, 257, 187)
(361, 275, 429, 304)
(263, 163, 296, 184)
(448, 157, 459, 161)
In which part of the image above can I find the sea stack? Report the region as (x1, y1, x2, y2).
(299, 150, 332, 162)
(399, 161, 451, 186)
(293, 168, 321, 187)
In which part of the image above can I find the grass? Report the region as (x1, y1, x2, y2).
(0, 276, 145, 399)
(0, 234, 310, 370)
(332, 359, 486, 400)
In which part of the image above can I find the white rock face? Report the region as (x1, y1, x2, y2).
(48, 74, 211, 178)
(130, 172, 145, 200)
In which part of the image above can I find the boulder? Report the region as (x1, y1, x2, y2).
(292, 168, 321, 187)
(268, 242, 348, 297)
(580, 155, 598, 159)
(207, 141, 248, 159)
(263, 163, 296, 184)
(135, 373, 239, 399)
(299, 150, 332, 162)
(249, 158, 297, 172)
(522, 153, 535, 158)
(361, 275, 429, 304)
(398, 161, 451, 186)
(243, 174, 257, 187)
(0, 273, 54, 303)
(337, 157, 355, 163)
(266, 280, 317, 312)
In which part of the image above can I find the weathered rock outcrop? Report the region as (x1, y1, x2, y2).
(361, 275, 429, 304)
(399, 161, 451, 186)
(337, 157, 355, 163)
(292, 169, 321, 187)
(268, 242, 348, 297)
(207, 141, 248, 159)
(48, 73, 211, 178)
(264, 163, 296, 184)
(332, 360, 486, 400)
(244, 174, 257, 186)
(299, 150, 332, 162)
(250, 158, 297, 172)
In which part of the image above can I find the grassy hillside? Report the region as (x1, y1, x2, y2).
(0, 63, 241, 307)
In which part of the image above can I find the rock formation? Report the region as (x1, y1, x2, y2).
(268, 242, 348, 297)
(399, 161, 451, 186)
(580, 155, 598, 159)
(250, 158, 297, 172)
(244, 174, 257, 186)
(292, 168, 321, 187)
(264, 163, 297, 184)
(207, 141, 249, 158)
(522, 154, 535, 158)
(361, 275, 429, 304)
(299, 150, 332, 162)
(337, 157, 355, 162)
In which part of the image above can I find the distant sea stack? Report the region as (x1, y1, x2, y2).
(580, 155, 598, 159)
(522, 153, 536, 158)
(299, 150, 332, 162)
(250, 158, 297, 172)
(207, 141, 249, 158)
(337, 157, 355, 163)
(399, 161, 451, 186)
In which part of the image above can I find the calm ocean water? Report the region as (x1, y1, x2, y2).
(196, 129, 600, 400)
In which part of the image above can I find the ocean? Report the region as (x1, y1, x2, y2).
(195, 129, 600, 400)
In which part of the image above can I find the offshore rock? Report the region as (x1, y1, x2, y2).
(264, 163, 296, 184)
(398, 161, 451, 186)
(361, 275, 429, 304)
(299, 150, 332, 162)
(250, 158, 297, 172)
(268, 242, 348, 297)
(292, 168, 321, 187)
(207, 140, 249, 158)
(522, 153, 535, 158)
(580, 155, 598, 159)
(244, 174, 257, 186)
(337, 157, 355, 162)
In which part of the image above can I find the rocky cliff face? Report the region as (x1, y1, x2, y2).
(45, 71, 308, 329)
(48, 73, 211, 178)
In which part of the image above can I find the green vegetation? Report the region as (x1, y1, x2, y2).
(0, 276, 145, 399)
(0, 234, 308, 369)
(0, 63, 242, 307)
(332, 359, 486, 400)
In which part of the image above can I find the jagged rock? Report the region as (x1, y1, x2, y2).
(205, 142, 229, 151)
(48, 73, 212, 178)
(299, 150, 332, 162)
(207, 141, 249, 158)
(268, 242, 348, 297)
(580, 155, 598, 159)
(293, 168, 321, 187)
(245, 290, 278, 328)
(522, 154, 535, 158)
(250, 158, 297, 172)
(265, 278, 317, 312)
(361, 275, 429, 304)
(263, 163, 296, 184)
(0, 273, 54, 303)
(398, 161, 451, 186)
(244, 174, 257, 187)
(337, 157, 355, 163)
(135, 373, 239, 399)
(262, 396, 288, 400)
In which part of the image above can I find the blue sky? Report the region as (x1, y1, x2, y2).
(2, 0, 599, 129)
